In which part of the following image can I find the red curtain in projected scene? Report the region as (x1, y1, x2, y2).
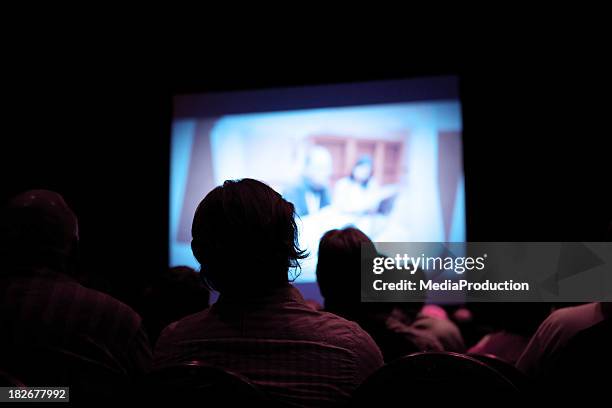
(438, 131, 462, 242)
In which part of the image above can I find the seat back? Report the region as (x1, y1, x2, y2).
(547, 318, 612, 393)
(141, 361, 273, 405)
(1, 345, 130, 402)
(350, 352, 520, 406)
(468, 353, 532, 392)
(0, 369, 26, 387)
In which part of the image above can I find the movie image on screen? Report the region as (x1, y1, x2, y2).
(170, 80, 465, 288)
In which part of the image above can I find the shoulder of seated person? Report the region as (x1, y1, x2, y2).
(163, 307, 211, 331)
(420, 314, 462, 333)
(545, 303, 599, 326)
(389, 320, 445, 352)
(69, 283, 142, 319)
(315, 310, 376, 340)
(535, 303, 600, 341)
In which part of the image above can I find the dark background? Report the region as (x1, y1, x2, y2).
(2, 50, 610, 307)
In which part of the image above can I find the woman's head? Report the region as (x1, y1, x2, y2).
(191, 179, 307, 294)
(351, 156, 374, 185)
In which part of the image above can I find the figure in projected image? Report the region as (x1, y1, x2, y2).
(283, 145, 333, 217)
(333, 156, 396, 216)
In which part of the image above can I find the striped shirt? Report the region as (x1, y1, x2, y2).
(154, 284, 383, 407)
(0, 268, 151, 388)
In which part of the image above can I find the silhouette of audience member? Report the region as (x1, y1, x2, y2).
(154, 179, 383, 408)
(468, 303, 550, 364)
(140, 266, 210, 344)
(394, 302, 466, 353)
(284, 146, 333, 216)
(517, 225, 612, 381)
(546, 317, 612, 395)
(316, 227, 465, 362)
(0, 190, 151, 398)
(516, 302, 611, 379)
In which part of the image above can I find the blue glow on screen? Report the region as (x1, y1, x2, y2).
(170, 100, 465, 292)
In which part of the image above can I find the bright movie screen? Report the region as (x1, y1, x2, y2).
(170, 77, 465, 291)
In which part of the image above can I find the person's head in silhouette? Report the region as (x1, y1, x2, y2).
(191, 179, 306, 295)
(317, 227, 375, 311)
(0, 190, 78, 275)
(142, 265, 210, 343)
(317, 227, 426, 316)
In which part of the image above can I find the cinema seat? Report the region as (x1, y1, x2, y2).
(141, 361, 273, 405)
(547, 318, 612, 393)
(468, 353, 531, 392)
(349, 352, 520, 406)
(0, 369, 25, 387)
(1, 346, 129, 402)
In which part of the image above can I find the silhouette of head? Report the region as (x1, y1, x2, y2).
(0, 190, 79, 274)
(142, 265, 210, 343)
(316, 227, 376, 309)
(191, 179, 306, 294)
(317, 227, 426, 315)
